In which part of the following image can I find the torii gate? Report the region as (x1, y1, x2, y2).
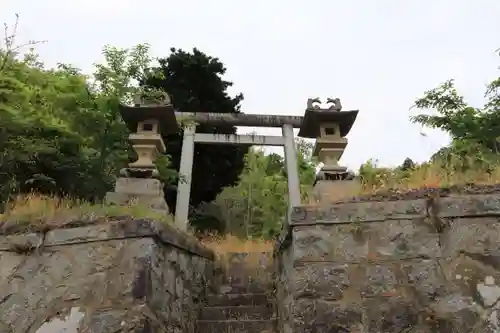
(173, 112, 302, 230)
(111, 94, 358, 232)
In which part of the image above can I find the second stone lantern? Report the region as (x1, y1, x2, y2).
(105, 92, 179, 214)
(298, 97, 358, 200)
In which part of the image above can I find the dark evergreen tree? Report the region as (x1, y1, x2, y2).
(143, 48, 248, 213)
(400, 157, 416, 171)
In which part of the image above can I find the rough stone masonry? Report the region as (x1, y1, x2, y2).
(5, 191, 500, 332)
(0, 219, 217, 333)
(275, 193, 500, 333)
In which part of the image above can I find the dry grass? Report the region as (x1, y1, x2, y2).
(0, 193, 173, 233)
(318, 163, 500, 203)
(201, 234, 274, 254)
(366, 164, 500, 191)
(201, 234, 274, 282)
(201, 234, 273, 263)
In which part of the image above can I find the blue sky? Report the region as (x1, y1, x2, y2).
(2, 0, 500, 170)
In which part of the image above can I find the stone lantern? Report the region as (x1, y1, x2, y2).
(298, 97, 359, 200)
(105, 92, 179, 213)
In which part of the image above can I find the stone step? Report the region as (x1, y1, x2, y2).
(218, 283, 269, 294)
(224, 252, 273, 276)
(222, 274, 274, 287)
(196, 319, 275, 333)
(206, 293, 270, 307)
(199, 305, 273, 320)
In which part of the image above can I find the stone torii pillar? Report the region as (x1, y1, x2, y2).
(173, 113, 303, 228)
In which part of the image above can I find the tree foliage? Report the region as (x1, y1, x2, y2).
(0, 15, 177, 207)
(193, 139, 318, 238)
(0, 50, 107, 203)
(142, 48, 248, 213)
(1, 15, 312, 240)
(410, 49, 500, 170)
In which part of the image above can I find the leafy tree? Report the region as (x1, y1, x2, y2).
(410, 49, 500, 170)
(358, 159, 394, 189)
(400, 157, 416, 171)
(264, 153, 285, 175)
(194, 139, 318, 238)
(0, 49, 103, 203)
(296, 139, 318, 186)
(0, 18, 177, 207)
(142, 48, 248, 213)
(88, 44, 178, 195)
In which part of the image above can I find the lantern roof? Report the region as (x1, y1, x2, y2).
(298, 98, 358, 138)
(119, 92, 179, 135)
(298, 109, 358, 138)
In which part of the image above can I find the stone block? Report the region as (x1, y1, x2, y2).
(104, 191, 169, 212)
(78, 307, 159, 332)
(290, 199, 427, 225)
(440, 254, 500, 307)
(430, 294, 482, 333)
(437, 195, 500, 217)
(292, 298, 364, 333)
(311, 180, 359, 203)
(361, 263, 401, 298)
(440, 217, 500, 256)
(482, 300, 500, 332)
(196, 319, 276, 333)
(292, 219, 443, 263)
(0, 232, 44, 251)
(364, 298, 419, 332)
(294, 263, 353, 301)
(292, 225, 369, 262)
(401, 259, 448, 305)
(0, 252, 24, 281)
(371, 219, 441, 259)
(114, 177, 163, 196)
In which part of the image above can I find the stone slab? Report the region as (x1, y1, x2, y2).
(199, 305, 273, 320)
(105, 191, 169, 213)
(290, 199, 428, 225)
(196, 319, 276, 333)
(437, 195, 500, 217)
(290, 194, 500, 226)
(0, 219, 213, 260)
(311, 180, 359, 203)
(114, 177, 163, 196)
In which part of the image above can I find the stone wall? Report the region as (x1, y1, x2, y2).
(0, 219, 216, 333)
(275, 193, 500, 333)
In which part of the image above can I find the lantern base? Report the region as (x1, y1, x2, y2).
(315, 165, 354, 183)
(119, 168, 159, 179)
(105, 177, 169, 214)
(311, 179, 359, 203)
(312, 164, 358, 203)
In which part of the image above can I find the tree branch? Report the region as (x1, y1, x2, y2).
(0, 13, 46, 72)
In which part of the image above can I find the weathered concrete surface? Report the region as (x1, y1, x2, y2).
(275, 194, 500, 333)
(0, 219, 215, 333)
(105, 177, 170, 214)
